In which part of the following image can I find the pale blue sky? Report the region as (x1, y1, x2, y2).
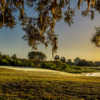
(0, 11, 100, 61)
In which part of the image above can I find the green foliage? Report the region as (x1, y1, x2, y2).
(60, 57, 66, 63)
(0, 53, 35, 67)
(1, 59, 10, 65)
(67, 59, 73, 65)
(74, 57, 95, 66)
(40, 61, 99, 73)
(41, 62, 57, 70)
(92, 27, 100, 47)
(0, 52, 99, 73)
(54, 55, 60, 61)
(28, 51, 46, 61)
(0, 0, 99, 53)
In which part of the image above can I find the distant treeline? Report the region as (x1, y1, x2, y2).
(0, 53, 35, 67)
(0, 51, 47, 67)
(54, 55, 100, 67)
(0, 52, 100, 67)
(0, 52, 100, 68)
(0, 52, 100, 73)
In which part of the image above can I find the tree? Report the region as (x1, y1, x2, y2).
(11, 54, 17, 59)
(60, 57, 66, 63)
(92, 27, 100, 47)
(0, 0, 99, 53)
(0, 52, 2, 60)
(77, 59, 88, 66)
(67, 59, 73, 65)
(74, 57, 81, 65)
(28, 51, 46, 61)
(74, 58, 94, 66)
(54, 55, 60, 61)
(0, 52, 2, 56)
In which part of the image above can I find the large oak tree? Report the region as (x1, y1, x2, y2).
(0, 0, 100, 54)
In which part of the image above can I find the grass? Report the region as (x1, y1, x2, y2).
(0, 67, 100, 100)
(63, 65, 100, 73)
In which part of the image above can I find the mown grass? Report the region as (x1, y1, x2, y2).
(0, 68, 100, 100)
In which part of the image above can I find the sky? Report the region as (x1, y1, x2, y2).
(0, 10, 100, 61)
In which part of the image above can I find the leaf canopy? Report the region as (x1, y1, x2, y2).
(0, 0, 100, 54)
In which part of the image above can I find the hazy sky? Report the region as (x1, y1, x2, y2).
(0, 11, 100, 61)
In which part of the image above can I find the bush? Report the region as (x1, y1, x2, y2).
(40, 62, 57, 70)
(1, 59, 10, 65)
